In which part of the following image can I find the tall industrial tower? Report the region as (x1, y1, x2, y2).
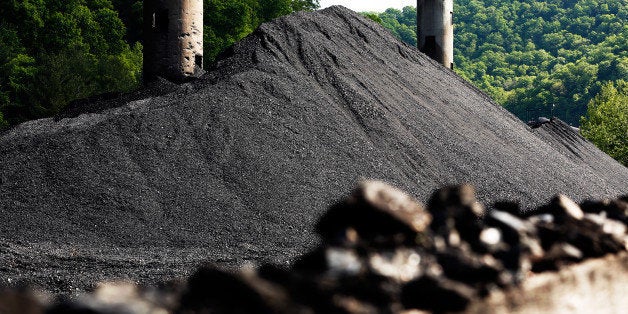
(143, 0, 204, 82)
(417, 0, 454, 69)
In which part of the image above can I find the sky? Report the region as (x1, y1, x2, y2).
(318, 0, 416, 13)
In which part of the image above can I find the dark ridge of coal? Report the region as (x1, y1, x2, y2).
(0, 6, 626, 291)
(530, 118, 605, 163)
(55, 77, 182, 120)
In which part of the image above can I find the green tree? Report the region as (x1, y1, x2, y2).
(111, 0, 143, 43)
(292, 0, 319, 11)
(0, 0, 142, 127)
(203, 0, 319, 63)
(370, 0, 628, 126)
(362, 13, 383, 24)
(375, 7, 417, 47)
(580, 81, 628, 166)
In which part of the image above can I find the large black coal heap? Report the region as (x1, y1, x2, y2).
(0, 6, 626, 291)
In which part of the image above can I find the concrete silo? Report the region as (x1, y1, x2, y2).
(143, 0, 204, 82)
(418, 0, 454, 69)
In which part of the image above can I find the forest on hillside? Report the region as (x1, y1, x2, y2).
(0, 0, 318, 128)
(374, 0, 628, 127)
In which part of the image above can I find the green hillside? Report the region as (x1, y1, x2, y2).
(373, 1, 628, 126)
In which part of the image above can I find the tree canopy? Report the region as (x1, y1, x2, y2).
(0, 0, 143, 126)
(367, 0, 628, 127)
(580, 81, 628, 166)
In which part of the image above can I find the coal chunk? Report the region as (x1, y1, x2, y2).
(580, 199, 628, 225)
(317, 181, 431, 247)
(537, 194, 585, 223)
(176, 266, 307, 314)
(485, 210, 544, 272)
(492, 201, 523, 217)
(436, 247, 503, 287)
(427, 185, 485, 250)
(401, 275, 475, 312)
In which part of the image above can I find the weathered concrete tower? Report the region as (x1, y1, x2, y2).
(143, 0, 204, 82)
(417, 0, 454, 69)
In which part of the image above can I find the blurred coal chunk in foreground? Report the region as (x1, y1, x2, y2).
(3, 181, 627, 313)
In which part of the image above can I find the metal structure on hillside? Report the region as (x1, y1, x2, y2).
(143, 0, 204, 82)
(418, 0, 454, 69)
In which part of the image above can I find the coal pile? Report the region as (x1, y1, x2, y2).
(0, 6, 627, 290)
(2, 181, 627, 313)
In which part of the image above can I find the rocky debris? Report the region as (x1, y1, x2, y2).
(2, 181, 626, 313)
(316, 181, 432, 248)
(527, 117, 552, 128)
(46, 281, 179, 314)
(401, 275, 476, 313)
(0, 287, 50, 314)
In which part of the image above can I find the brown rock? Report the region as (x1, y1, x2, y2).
(0, 288, 47, 314)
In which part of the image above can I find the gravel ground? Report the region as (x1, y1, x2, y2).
(0, 6, 626, 293)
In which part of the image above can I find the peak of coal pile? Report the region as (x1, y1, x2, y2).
(531, 118, 612, 165)
(0, 6, 626, 291)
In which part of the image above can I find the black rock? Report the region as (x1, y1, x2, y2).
(176, 266, 307, 314)
(317, 181, 432, 247)
(485, 210, 532, 246)
(401, 275, 475, 312)
(567, 219, 624, 257)
(293, 246, 365, 278)
(532, 242, 583, 272)
(580, 199, 628, 225)
(427, 185, 485, 250)
(492, 201, 523, 217)
(257, 265, 350, 314)
(537, 194, 585, 223)
(365, 248, 426, 283)
(485, 210, 543, 272)
(436, 247, 503, 286)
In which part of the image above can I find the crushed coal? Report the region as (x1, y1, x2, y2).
(0, 6, 626, 292)
(2, 181, 627, 313)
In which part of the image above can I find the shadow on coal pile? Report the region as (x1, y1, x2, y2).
(2, 181, 627, 313)
(0, 6, 627, 293)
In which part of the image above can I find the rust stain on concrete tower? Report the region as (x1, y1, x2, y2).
(418, 0, 454, 69)
(144, 0, 204, 82)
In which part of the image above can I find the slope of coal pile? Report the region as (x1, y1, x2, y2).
(0, 6, 626, 290)
(531, 118, 616, 166)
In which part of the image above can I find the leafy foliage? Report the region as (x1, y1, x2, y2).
(580, 81, 628, 166)
(203, 0, 319, 62)
(368, 1, 628, 127)
(0, 0, 142, 127)
(375, 7, 417, 47)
